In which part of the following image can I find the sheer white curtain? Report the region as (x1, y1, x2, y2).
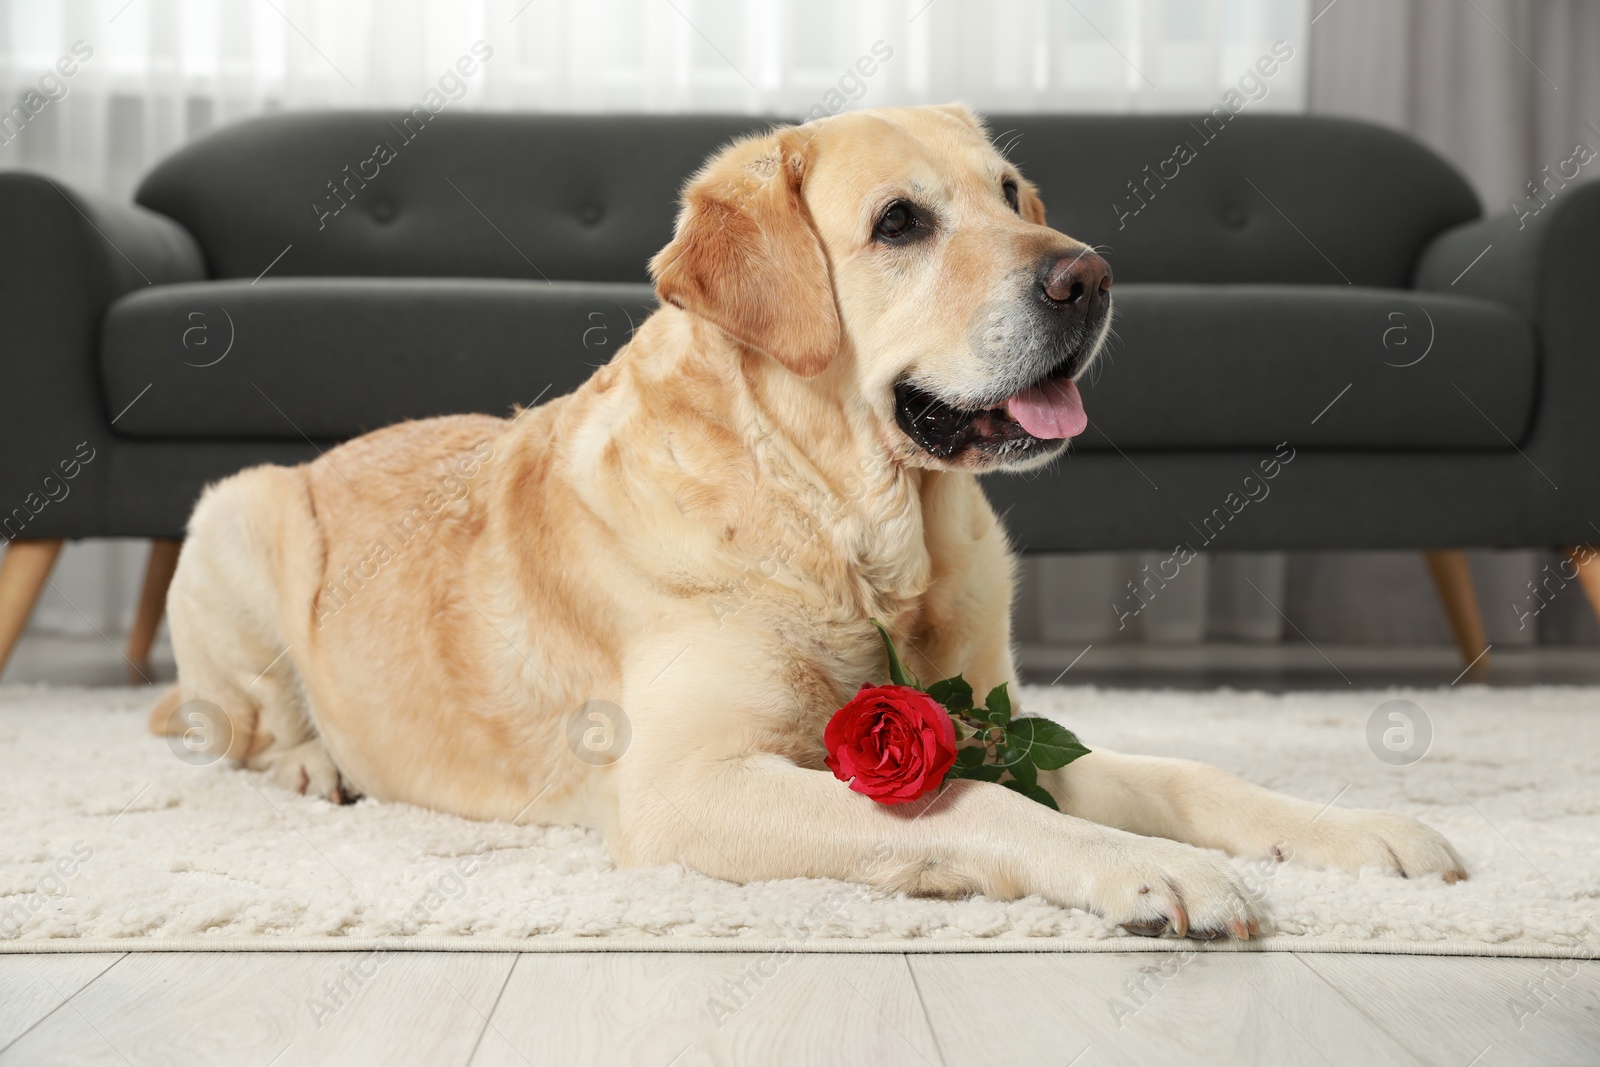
(1308, 0, 1600, 208)
(3, 0, 1306, 200)
(1, 0, 1307, 643)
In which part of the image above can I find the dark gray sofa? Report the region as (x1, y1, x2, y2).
(3, 110, 1598, 674)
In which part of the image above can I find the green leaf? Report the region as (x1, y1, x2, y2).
(927, 675, 974, 715)
(999, 746, 1037, 788)
(1005, 718, 1091, 771)
(953, 745, 989, 771)
(949, 761, 1004, 783)
(868, 618, 914, 688)
(982, 684, 1012, 725)
(1002, 777, 1060, 811)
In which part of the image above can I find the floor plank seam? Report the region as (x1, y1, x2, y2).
(1290, 952, 1428, 1066)
(0, 952, 127, 1057)
(900, 954, 950, 1067)
(464, 954, 520, 1066)
(1237, 966, 1345, 1065)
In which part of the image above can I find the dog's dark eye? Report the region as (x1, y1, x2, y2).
(874, 201, 918, 241)
(1003, 180, 1020, 214)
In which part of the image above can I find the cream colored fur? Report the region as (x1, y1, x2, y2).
(158, 105, 1464, 940)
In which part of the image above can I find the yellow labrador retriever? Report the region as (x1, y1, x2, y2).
(156, 104, 1464, 939)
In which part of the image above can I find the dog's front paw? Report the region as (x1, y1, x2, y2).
(1282, 809, 1466, 882)
(1068, 830, 1264, 940)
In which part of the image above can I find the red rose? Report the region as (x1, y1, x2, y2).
(823, 684, 958, 804)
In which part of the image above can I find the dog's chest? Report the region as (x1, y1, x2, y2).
(753, 572, 954, 750)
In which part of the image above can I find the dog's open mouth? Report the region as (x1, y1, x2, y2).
(894, 362, 1087, 460)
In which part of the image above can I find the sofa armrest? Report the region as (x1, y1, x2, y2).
(1413, 182, 1600, 542)
(1412, 186, 1599, 318)
(0, 173, 205, 541)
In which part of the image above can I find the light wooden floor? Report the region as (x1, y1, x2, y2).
(3, 950, 1597, 1066)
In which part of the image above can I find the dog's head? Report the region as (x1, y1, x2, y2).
(650, 104, 1111, 473)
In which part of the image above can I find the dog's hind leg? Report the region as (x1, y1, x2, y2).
(161, 466, 350, 801)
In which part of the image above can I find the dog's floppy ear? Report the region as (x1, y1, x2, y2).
(1016, 176, 1048, 227)
(650, 127, 839, 378)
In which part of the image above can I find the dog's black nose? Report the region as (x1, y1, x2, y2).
(1040, 250, 1112, 320)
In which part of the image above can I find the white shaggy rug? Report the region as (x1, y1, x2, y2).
(2, 684, 1597, 957)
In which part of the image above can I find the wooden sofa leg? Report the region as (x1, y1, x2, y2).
(0, 539, 65, 677)
(127, 538, 182, 682)
(1567, 547, 1600, 627)
(1424, 550, 1489, 677)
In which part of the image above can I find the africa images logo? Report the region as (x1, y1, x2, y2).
(1111, 40, 1295, 231)
(311, 40, 494, 230)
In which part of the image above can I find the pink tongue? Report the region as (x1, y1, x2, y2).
(1005, 379, 1087, 440)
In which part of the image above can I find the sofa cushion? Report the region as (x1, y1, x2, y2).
(1075, 285, 1536, 449)
(101, 279, 656, 439)
(101, 281, 1533, 450)
(135, 113, 773, 284)
(989, 114, 1479, 289)
(133, 112, 1478, 288)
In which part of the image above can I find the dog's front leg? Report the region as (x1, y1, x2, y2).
(618, 752, 1266, 938)
(1040, 751, 1467, 882)
(607, 634, 1263, 938)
